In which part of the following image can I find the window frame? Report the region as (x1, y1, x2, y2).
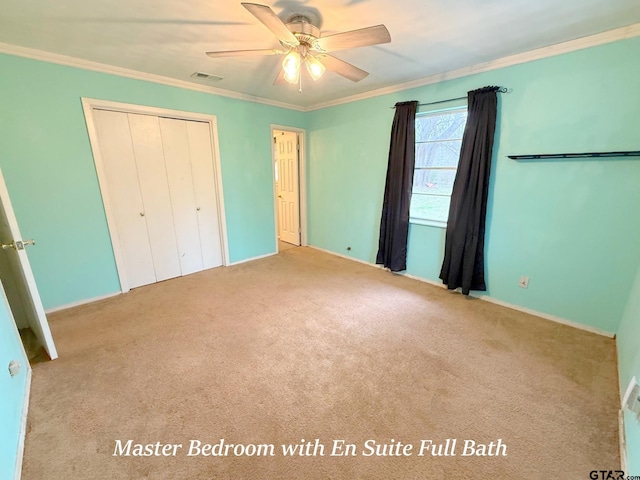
(410, 105, 468, 229)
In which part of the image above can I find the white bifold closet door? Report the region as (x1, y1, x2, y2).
(93, 109, 223, 289)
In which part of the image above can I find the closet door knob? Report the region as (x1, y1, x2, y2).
(139, 212, 145, 217)
(196, 207, 201, 211)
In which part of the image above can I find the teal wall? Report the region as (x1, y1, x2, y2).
(0, 53, 306, 309)
(307, 36, 640, 334)
(0, 285, 29, 480)
(618, 264, 640, 475)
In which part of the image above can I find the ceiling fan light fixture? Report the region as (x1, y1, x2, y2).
(282, 50, 301, 78)
(283, 68, 300, 84)
(305, 56, 326, 81)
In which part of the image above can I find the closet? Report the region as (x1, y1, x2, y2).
(92, 109, 223, 289)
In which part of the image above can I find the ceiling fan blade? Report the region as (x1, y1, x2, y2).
(241, 3, 299, 46)
(318, 55, 369, 82)
(273, 69, 286, 85)
(206, 49, 284, 58)
(314, 25, 390, 52)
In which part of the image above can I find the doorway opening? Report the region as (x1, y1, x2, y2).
(271, 125, 307, 253)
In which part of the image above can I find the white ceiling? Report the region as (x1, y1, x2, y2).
(1, 0, 639, 109)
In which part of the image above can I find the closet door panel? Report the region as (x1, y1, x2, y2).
(93, 110, 156, 288)
(186, 121, 223, 269)
(128, 114, 182, 282)
(159, 118, 204, 275)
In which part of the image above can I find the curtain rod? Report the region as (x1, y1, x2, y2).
(391, 87, 510, 109)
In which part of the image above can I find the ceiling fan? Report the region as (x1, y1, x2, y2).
(206, 3, 391, 87)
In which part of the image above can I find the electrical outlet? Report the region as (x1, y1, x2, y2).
(518, 276, 529, 288)
(8, 360, 21, 377)
(622, 376, 640, 415)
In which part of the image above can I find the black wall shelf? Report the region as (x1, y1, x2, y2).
(508, 151, 640, 160)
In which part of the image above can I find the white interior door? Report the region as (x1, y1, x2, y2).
(94, 109, 156, 289)
(187, 121, 223, 269)
(159, 118, 204, 275)
(0, 168, 57, 360)
(128, 114, 182, 282)
(275, 131, 300, 246)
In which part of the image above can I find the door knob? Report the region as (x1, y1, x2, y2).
(278, 195, 282, 198)
(1, 239, 35, 250)
(140, 212, 145, 217)
(196, 207, 201, 211)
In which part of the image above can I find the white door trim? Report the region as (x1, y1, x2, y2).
(270, 125, 307, 250)
(81, 98, 229, 293)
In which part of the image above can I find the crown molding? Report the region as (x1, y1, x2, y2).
(0, 42, 306, 112)
(305, 22, 640, 111)
(1, 22, 639, 113)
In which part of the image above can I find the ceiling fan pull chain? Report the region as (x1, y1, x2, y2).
(299, 68, 303, 93)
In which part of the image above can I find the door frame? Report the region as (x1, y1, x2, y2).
(82, 98, 230, 293)
(270, 125, 307, 250)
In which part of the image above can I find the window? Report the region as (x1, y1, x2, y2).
(410, 108, 468, 227)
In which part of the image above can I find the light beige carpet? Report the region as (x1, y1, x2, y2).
(23, 247, 620, 479)
(278, 240, 298, 252)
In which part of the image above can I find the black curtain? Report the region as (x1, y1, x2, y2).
(439, 86, 499, 294)
(376, 101, 419, 272)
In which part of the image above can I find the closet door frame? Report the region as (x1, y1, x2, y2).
(81, 98, 229, 293)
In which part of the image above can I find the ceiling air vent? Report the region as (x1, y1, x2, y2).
(190, 72, 223, 82)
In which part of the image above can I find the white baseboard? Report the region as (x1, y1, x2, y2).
(45, 253, 277, 313)
(227, 251, 277, 266)
(307, 245, 386, 269)
(476, 294, 614, 338)
(308, 245, 615, 338)
(619, 410, 628, 472)
(45, 291, 121, 314)
(400, 271, 448, 289)
(14, 366, 32, 480)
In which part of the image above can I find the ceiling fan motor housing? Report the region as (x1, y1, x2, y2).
(285, 15, 320, 46)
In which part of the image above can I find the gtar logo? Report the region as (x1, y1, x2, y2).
(589, 471, 624, 480)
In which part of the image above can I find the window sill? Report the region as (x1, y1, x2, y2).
(409, 217, 447, 229)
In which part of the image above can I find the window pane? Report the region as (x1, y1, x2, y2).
(411, 108, 467, 225)
(415, 111, 467, 142)
(410, 194, 451, 223)
(412, 169, 456, 196)
(415, 140, 462, 168)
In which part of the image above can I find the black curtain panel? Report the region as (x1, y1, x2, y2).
(439, 86, 499, 294)
(376, 101, 419, 272)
